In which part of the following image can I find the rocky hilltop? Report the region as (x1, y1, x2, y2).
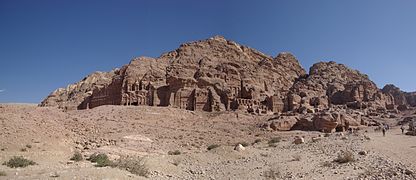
(382, 84, 416, 110)
(40, 70, 119, 109)
(288, 61, 394, 113)
(40, 36, 415, 117)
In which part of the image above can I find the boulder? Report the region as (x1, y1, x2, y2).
(293, 137, 305, 144)
(291, 116, 314, 131)
(312, 112, 339, 133)
(290, 61, 393, 112)
(234, 144, 246, 152)
(263, 116, 299, 131)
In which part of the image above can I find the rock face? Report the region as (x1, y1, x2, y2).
(41, 36, 306, 114)
(262, 116, 299, 131)
(288, 61, 393, 112)
(40, 36, 412, 121)
(40, 70, 119, 110)
(382, 84, 416, 109)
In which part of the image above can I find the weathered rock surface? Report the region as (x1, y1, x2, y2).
(40, 70, 119, 110)
(382, 84, 416, 109)
(40, 36, 413, 131)
(262, 116, 299, 131)
(288, 61, 394, 113)
(41, 36, 306, 114)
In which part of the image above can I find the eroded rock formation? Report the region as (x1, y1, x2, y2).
(40, 70, 119, 110)
(40, 35, 413, 124)
(288, 61, 394, 113)
(41, 36, 306, 114)
(382, 84, 416, 110)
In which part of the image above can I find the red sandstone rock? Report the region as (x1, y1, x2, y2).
(289, 61, 394, 113)
(382, 84, 416, 108)
(41, 36, 306, 114)
(40, 36, 413, 123)
(263, 116, 299, 131)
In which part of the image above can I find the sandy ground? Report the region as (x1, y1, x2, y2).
(0, 104, 415, 180)
(365, 128, 416, 171)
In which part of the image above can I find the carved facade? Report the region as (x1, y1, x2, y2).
(82, 74, 287, 114)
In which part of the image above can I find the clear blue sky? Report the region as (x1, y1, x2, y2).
(1, 0, 415, 103)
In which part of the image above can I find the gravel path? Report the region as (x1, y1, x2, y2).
(365, 128, 416, 171)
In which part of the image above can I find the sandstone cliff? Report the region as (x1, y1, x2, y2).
(40, 70, 119, 110)
(41, 36, 306, 113)
(382, 84, 416, 110)
(40, 36, 410, 115)
(288, 61, 394, 113)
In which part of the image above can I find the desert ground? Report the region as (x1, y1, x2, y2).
(0, 104, 415, 180)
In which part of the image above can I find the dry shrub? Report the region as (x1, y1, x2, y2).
(114, 156, 149, 177)
(264, 167, 281, 179)
(70, 152, 83, 162)
(88, 153, 113, 167)
(268, 137, 281, 144)
(168, 150, 181, 155)
(334, 151, 355, 164)
(253, 139, 262, 144)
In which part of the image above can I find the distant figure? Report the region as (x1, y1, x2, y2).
(236, 113, 239, 120)
(401, 125, 405, 134)
(382, 127, 386, 137)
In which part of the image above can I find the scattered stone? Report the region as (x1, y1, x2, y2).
(312, 137, 322, 143)
(358, 151, 367, 156)
(234, 144, 246, 152)
(405, 169, 413, 175)
(49, 172, 59, 178)
(293, 137, 305, 145)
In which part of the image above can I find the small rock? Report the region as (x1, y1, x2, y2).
(293, 137, 305, 145)
(358, 151, 367, 156)
(234, 144, 246, 152)
(405, 169, 413, 175)
(49, 172, 60, 178)
(312, 137, 322, 142)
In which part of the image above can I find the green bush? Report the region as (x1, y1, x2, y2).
(88, 153, 113, 167)
(70, 152, 83, 162)
(2, 156, 36, 168)
(207, 144, 221, 151)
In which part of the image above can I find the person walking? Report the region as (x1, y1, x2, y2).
(401, 125, 405, 134)
(382, 126, 386, 137)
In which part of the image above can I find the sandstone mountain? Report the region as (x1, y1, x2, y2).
(288, 61, 394, 113)
(40, 36, 414, 115)
(382, 84, 416, 110)
(40, 70, 119, 109)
